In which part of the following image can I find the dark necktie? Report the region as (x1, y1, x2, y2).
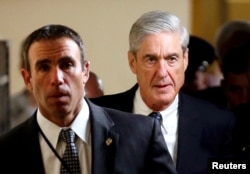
(148, 112, 162, 124)
(60, 129, 81, 174)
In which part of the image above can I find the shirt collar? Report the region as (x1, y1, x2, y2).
(133, 88, 152, 115)
(133, 87, 179, 116)
(37, 98, 90, 148)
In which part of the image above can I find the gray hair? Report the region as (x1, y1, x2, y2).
(129, 10, 189, 55)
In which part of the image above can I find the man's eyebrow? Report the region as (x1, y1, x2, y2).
(167, 52, 179, 57)
(35, 59, 51, 67)
(58, 56, 74, 62)
(143, 53, 156, 58)
(142, 52, 179, 58)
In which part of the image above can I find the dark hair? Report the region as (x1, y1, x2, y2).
(21, 24, 85, 72)
(221, 41, 250, 77)
(185, 35, 216, 82)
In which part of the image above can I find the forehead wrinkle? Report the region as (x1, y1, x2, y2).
(29, 38, 77, 57)
(140, 33, 182, 58)
(34, 45, 71, 58)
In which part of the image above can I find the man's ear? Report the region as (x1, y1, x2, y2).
(83, 60, 90, 84)
(21, 69, 33, 91)
(128, 51, 137, 74)
(183, 48, 189, 71)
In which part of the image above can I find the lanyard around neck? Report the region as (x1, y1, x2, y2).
(37, 124, 74, 174)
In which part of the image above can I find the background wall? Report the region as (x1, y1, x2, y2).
(0, 0, 191, 96)
(191, 0, 250, 46)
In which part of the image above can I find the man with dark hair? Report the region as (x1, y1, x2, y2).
(193, 20, 250, 109)
(0, 24, 176, 174)
(182, 35, 222, 94)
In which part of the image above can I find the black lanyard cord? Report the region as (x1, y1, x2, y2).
(38, 125, 74, 174)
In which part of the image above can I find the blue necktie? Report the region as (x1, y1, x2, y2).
(60, 129, 81, 174)
(148, 112, 162, 124)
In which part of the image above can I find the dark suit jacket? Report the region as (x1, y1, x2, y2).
(91, 84, 236, 174)
(0, 99, 176, 174)
(191, 86, 228, 108)
(232, 101, 250, 160)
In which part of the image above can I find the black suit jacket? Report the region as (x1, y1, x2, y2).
(232, 101, 250, 160)
(0, 98, 176, 174)
(91, 84, 236, 174)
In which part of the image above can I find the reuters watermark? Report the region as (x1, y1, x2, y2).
(209, 159, 249, 174)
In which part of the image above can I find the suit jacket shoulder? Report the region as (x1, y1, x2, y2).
(90, 84, 138, 112)
(176, 93, 236, 173)
(0, 114, 45, 173)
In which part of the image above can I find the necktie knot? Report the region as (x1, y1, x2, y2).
(148, 112, 162, 123)
(60, 129, 76, 144)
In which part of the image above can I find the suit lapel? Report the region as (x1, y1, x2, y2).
(176, 93, 203, 171)
(19, 113, 45, 173)
(122, 84, 138, 112)
(86, 99, 119, 174)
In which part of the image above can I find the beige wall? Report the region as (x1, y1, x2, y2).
(191, 0, 250, 46)
(228, 0, 250, 21)
(0, 0, 191, 95)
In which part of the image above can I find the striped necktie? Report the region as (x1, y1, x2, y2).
(148, 112, 162, 124)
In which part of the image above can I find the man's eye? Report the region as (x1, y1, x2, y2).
(145, 57, 157, 64)
(38, 64, 50, 71)
(148, 57, 156, 62)
(61, 62, 73, 69)
(144, 57, 157, 68)
(169, 56, 177, 61)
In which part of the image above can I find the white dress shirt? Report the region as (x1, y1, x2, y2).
(133, 88, 179, 165)
(37, 98, 91, 174)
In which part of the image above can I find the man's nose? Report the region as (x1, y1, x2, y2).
(157, 59, 168, 77)
(50, 67, 64, 86)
